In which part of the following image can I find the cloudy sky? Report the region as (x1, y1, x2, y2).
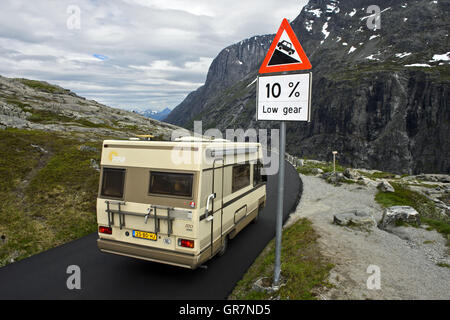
(0, 0, 308, 111)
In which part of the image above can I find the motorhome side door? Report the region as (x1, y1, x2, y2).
(205, 159, 224, 257)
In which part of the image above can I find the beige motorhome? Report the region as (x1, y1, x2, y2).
(96, 137, 267, 269)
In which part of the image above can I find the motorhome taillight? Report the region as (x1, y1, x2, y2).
(99, 226, 112, 234)
(189, 201, 195, 208)
(178, 238, 194, 248)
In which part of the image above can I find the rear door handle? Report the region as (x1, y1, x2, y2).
(206, 193, 216, 212)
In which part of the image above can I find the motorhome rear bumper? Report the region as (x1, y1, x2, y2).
(97, 238, 200, 269)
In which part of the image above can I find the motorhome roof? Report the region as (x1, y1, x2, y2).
(101, 139, 262, 170)
(174, 136, 230, 142)
(103, 139, 260, 147)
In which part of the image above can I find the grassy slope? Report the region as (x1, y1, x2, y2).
(0, 129, 102, 266)
(0, 76, 174, 266)
(18, 79, 69, 94)
(229, 218, 333, 300)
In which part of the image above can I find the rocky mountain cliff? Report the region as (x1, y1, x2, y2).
(165, 0, 450, 174)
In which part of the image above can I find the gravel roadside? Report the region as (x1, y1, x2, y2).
(285, 174, 450, 300)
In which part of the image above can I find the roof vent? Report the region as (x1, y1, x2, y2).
(130, 135, 154, 141)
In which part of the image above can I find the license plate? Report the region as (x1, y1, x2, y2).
(133, 230, 157, 241)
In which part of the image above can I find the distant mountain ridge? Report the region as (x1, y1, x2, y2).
(132, 107, 171, 121)
(166, 0, 450, 174)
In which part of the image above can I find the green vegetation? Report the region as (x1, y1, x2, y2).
(229, 218, 333, 300)
(26, 109, 74, 124)
(5, 97, 31, 110)
(358, 170, 397, 180)
(25, 108, 116, 130)
(296, 161, 345, 176)
(394, 219, 420, 228)
(421, 218, 450, 245)
(375, 182, 439, 217)
(0, 129, 101, 266)
(18, 79, 68, 94)
(438, 193, 450, 204)
(436, 262, 450, 268)
(375, 182, 449, 245)
(341, 178, 356, 184)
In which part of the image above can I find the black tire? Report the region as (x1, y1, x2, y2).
(217, 235, 228, 257)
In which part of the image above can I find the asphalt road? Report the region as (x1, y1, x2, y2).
(0, 161, 302, 300)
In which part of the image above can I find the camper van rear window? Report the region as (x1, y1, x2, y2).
(101, 168, 125, 198)
(149, 172, 193, 198)
(232, 164, 250, 193)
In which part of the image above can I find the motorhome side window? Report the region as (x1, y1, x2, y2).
(149, 171, 193, 198)
(232, 164, 250, 193)
(253, 162, 266, 186)
(101, 168, 125, 198)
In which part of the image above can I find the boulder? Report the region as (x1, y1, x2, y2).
(377, 180, 395, 193)
(378, 206, 421, 229)
(90, 159, 100, 171)
(79, 145, 98, 153)
(343, 168, 360, 180)
(312, 168, 324, 175)
(31, 144, 48, 154)
(441, 176, 450, 183)
(333, 210, 376, 227)
(358, 177, 378, 187)
(321, 172, 333, 179)
(327, 172, 345, 184)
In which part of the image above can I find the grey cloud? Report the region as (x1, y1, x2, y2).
(0, 0, 307, 110)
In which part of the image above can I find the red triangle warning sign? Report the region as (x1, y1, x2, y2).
(259, 18, 312, 74)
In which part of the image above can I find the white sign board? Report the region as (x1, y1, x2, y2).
(257, 73, 311, 121)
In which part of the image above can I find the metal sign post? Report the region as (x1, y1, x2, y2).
(274, 121, 285, 286)
(332, 151, 338, 175)
(256, 18, 312, 288)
